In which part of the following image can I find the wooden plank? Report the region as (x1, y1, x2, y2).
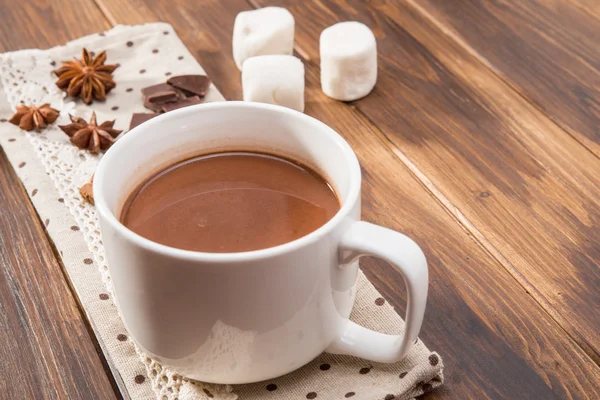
(256, 0, 600, 363)
(0, 1, 119, 398)
(409, 0, 600, 158)
(94, 0, 600, 398)
(0, 149, 118, 399)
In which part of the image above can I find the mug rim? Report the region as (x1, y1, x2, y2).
(94, 101, 361, 263)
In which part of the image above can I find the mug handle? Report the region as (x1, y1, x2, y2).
(326, 221, 428, 363)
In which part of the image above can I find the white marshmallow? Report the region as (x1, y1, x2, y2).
(320, 22, 377, 101)
(233, 7, 295, 70)
(242, 55, 305, 112)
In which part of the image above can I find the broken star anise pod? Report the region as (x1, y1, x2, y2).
(54, 48, 118, 104)
(9, 103, 59, 132)
(79, 174, 95, 205)
(59, 112, 122, 154)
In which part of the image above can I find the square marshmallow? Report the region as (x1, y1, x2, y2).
(233, 7, 295, 70)
(242, 55, 305, 112)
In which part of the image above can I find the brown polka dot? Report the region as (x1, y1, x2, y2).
(50, 61, 56, 66)
(203, 388, 214, 398)
(0, 118, 7, 122)
(44, 219, 49, 227)
(429, 354, 439, 366)
(8, 138, 15, 142)
(165, 72, 172, 76)
(111, 106, 119, 111)
(152, 49, 159, 54)
(126, 41, 134, 47)
(58, 198, 64, 203)
(319, 363, 330, 371)
(163, 30, 169, 35)
(126, 88, 133, 92)
(414, 338, 419, 344)
(266, 383, 277, 391)
(399, 372, 408, 379)
(359, 367, 371, 374)
(31, 189, 38, 197)
(117, 334, 127, 341)
(60, 250, 63, 256)
(140, 69, 146, 74)
(345, 393, 355, 398)
(375, 297, 385, 306)
(99, 32, 106, 36)
(18, 162, 25, 168)
(480, 191, 490, 198)
(422, 383, 433, 393)
(84, 258, 93, 265)
(134, 375, 145, 384)
(306, 392, 317, 399)
(178, 55, 184, 60)
(384, 395, 395, 400)
(71, 225, 80, 231)
(99, 293, 109, 300)
(90, 51, 96, 57)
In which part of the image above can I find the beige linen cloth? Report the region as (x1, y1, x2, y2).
(0, 23, 443, 400)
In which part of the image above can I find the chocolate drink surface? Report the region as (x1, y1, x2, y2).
(120, 152, 340, 253)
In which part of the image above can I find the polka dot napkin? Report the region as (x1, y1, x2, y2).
(0, 23, 443, 400)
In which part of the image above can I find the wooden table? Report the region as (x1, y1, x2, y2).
(1, 0, 599, 398)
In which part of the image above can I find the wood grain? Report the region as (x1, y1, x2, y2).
(410, 0, 600, 158)
(0, 1, 119, 398)
(0, 149, 118, 399)
(94, 0, 600, 398)
(1, 0, 599, 398)
(570, 0, 600, 21)
(0, 0, 111, 51)
(257, 0, 600, 363)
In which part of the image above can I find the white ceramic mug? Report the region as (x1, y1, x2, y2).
(94, 102, 428, 384)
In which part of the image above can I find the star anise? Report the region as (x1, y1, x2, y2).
(54, 48, 118, 104)
(8, 103, 59, 132)
(59, 112, 122, 153)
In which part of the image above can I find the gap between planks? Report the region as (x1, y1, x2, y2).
(94, 0, 119, 26)
(402, 0, 600, 160)
(244, 0, 600, 366)
(354, 106, 600, 367)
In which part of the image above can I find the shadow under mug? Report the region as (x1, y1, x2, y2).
(94, 102, 428, 384)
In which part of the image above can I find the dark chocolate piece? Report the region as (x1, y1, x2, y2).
(162, 96, 202, 112)
(143, 98, 164, 113)
(129, 113, 158, 130)
(147, 91, 180, 104)
(167, 75, 211, 98)
(142, 83, 185, 112)
(141, 83, 177, 98)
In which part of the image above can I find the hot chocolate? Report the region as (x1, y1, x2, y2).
(120, 151, 340, 253)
